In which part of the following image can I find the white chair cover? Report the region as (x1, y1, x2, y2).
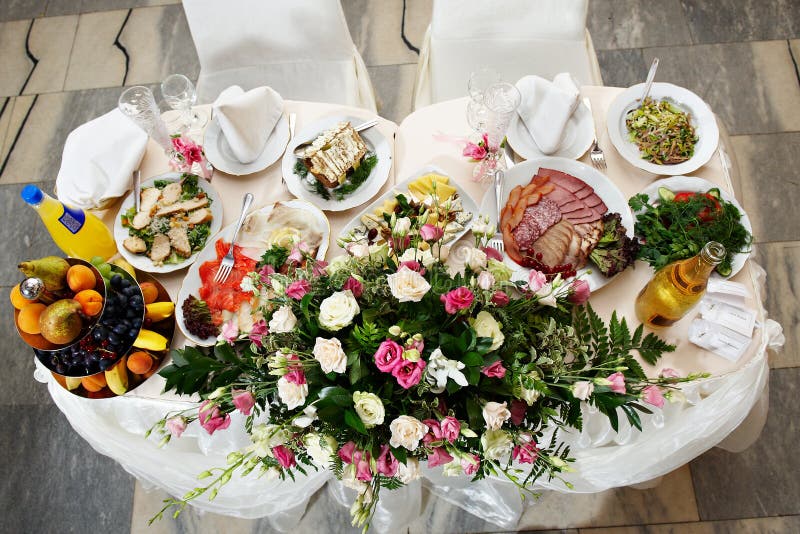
(183, 0, 377, 111)
(413, 0, 604, 109)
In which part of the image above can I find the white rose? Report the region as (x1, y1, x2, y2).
(470, 311, 504, 351)
(396, 458, 421, 484)
(398, 247, 435, 268)
(318, 290, 360, 331)
(477, 270, 495, 290)
(353, 391, 385, 428)
(249, 424, 290, 457)
(303, 433, 337, 467)
(572, 380, 595, 401)
(387, 266, 431, 302)
(465, 247, 487, 271)
(277, 376, 308, 410)
(482, 401, 511, 430)
(269, 305, 297, 333)
(393, 216, 412, 236)
(313, 337, 347, 374)
(389, 415, 429, 451)
(481, 429, 514, 460)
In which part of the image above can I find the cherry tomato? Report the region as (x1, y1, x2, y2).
(673, 192, 721, 223)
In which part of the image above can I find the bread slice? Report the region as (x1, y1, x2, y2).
(301, 121, 367, 189)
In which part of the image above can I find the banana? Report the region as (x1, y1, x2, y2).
(105, 356, 129, 396)
(65, 376, 82, 391)
(133, 329, 169, 351)
(112, 258, 136, 280)
(145, 302, 175, 322)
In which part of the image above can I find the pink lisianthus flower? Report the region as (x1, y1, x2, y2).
(462, 140, 488, 161)
(512, 441, 539, 464)
(338, 441, 357, 464)
(376, 445, 399, 477)
(607, 371, 627, 394)
(165, 416, 187, 438)
(220, 319, 238, 343)
(171, 136, 187, 152)
(461, 453, 480, 475)
(420, 223, 444, 242)
(342, 276, 363, 298)
(285, 279, 311, 300)
(659, 368, 680, 379)
(422, 419, 443, 445)
(392, 358, 426, 389)
(287, 242, 310, 264)
(642, 385, 665, 408)
(399, 260, 423, 273)
(491, 290, 510, 307)
(272, 445, 296, 469)
(440, 416, 461, 443)
(284, 369, 306, 385)
(248, 320, 268, 348)
(391, 235, 411, 253)
(353, 450, 373, 481)
(198, 401, 231, 435)
(481, 360, 507, 379)
(440, 286, 475, 314)
(232, 389, 256, 416)
(527, 270, 547, 292)
(374, 339, 404, 373)
(428, 447, 454, 468)
(259, 264, 275, 283)
(568, 279, 591, 305)
(406, 336, 424, 353)
(312, 260, 328, 277)
(482, 246, 503, 262)
(510, 399, 527, 425)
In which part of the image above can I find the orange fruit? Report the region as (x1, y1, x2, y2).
(81, 373, 107, 392)
(10, 284, 35, 310)
(74, 289, 103, 317)
(67, 265, 96, 293)
(139, 282, 159, 305)
(18, 302, 47, 334)
(126, 351, 153, 375)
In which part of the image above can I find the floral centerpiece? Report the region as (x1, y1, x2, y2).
(148, 197, 696, 530)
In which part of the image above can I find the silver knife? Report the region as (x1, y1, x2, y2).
(133, 169, 141, 212)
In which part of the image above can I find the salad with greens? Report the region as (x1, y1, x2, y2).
(626, 97, 698, 165)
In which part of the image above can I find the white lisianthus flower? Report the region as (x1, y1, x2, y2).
(442, 459, 462, 477)
(347, 242, 370, 258)
(353, 391, 385, 428)
(469, 311, 505, 351)
(477, 270, 496, 290)
(398, 247, 436, 268)
(482, 401, 511, 430)
(341, 464, 368, 491)
(318, 290, 360, 331)
(277, 376, 308, 410)
(392, 217, 412, 236)
(425, 347, 468, 394)
(520, 385, 541, 405)
(327, 254, 351, 274)
(269, 305, 297, 333)
(487, 259, 513, 282)
(396, 457, 421, 483)
(294, 404, 318, 428)
(302, 433, 337, 468)
(270, 277, 285, 294)
(313, 337, 347, 374)
(481, 429, 514, 460)
(471, 216, 491, 238)
(389, 415, 428, 451)
(387, 266, 431, 302)
(572, 380, 595, 401)
(249, 424, 290, 457)
(536, 283, 558, 308)
(369, 242, 390, 262)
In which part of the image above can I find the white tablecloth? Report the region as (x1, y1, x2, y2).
(36, 90, 784, 532)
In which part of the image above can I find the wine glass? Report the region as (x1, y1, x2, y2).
(473, 82, 521, 182)
(466, 68, 501, 133)
(161, 74, 207, 132)
(118, 86, 173, 153)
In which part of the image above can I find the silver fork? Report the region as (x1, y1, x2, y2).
(486, 169, 505, 256)
(583, 97, 606, 170)
(282, 113, 297, 188)
(214, 193, 254, 283)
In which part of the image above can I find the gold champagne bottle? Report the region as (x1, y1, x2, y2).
(635, 241, 726, 328)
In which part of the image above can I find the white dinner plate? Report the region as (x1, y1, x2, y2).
(281, 115, 392, 212)
(114, 172, 223, 274)
(479, 157, 634, 292)
(637, 176, 752, 278)
(204, 113, 290, 176)
(176, 199, 330, 346)
(606, 82, 719, 176)
(506, 100, 594, 161)
(338, 165, 479, 248)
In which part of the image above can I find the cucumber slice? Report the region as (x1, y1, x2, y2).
(657, 187, 675, 202)
(716, 262, 732, 277)
(707, 188, 721, 199)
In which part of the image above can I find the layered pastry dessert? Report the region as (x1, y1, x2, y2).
(299, 122, 368, 188)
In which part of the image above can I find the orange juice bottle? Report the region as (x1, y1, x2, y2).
(20, 185, 118, 261)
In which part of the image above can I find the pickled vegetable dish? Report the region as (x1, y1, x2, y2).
(626, 97, 698, 165)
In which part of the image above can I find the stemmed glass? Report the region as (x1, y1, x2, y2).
(118, 86, 174, 155)
(161, 74, 207, 133)
(466, 68, 501, 133)
(472, 82, 521, 182)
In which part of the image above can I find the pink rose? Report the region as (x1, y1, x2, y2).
(232, 389, 256, 416)
(419, 223, 444, 242)
(440, 286, 474, 314)
(512, 441, 538, 464)
(272, 445, 296, 469)
(259, 264, 275, 283)
(527, 270, 547, 292)
(463, 141, 487, 160)
(482, 246, 503, 262)
(284, 369, 306, 385)
(198, 401, 231, 435)
(285, 280, 311, 300)
(342, 276, 363, 298)
(248, 320, 268, 348)
(461, 453, 480, 475)
(659, 368, 680, 379)
(374, 339, 404, 373)
(338, 441, 357, 464)
(392, 358, 426, 389)
(491, 291, 510, 307)
(427, 446, 454, 468)
(165, 416, 187, 438)
(607, 372, 626, 394)
(510, 399, 527, 425)
(481, 360, 506, 379)
(440, 416, 461, 443)
(376, 445, 399, 477)
(568, 279, 591, 305)
(642, 385, 665, 408)
(354, 450, 373, 481)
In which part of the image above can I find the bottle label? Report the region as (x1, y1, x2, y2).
(58, 204, 86, 234)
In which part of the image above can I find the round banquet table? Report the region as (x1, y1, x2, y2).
(34, 88, 784, 532)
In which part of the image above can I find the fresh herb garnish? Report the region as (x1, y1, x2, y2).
(258, 245, 290, 270)
(294, 159, 309, 179)
(153, 180, 170, 189)
(303, 153, 378, 201)
(187, 222, 210, 252)
(180, 173, 200, 200)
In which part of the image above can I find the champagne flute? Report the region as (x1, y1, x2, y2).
(473, 82, 521, 182)
(466, 68, 501, 133)
(118, 86, 173, 154)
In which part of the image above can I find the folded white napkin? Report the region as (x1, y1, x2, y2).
(213, 85, 283, 164)
(55, 108, 148, 210)
(516, 73, 580, 154)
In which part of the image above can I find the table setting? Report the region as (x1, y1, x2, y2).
(8, 65, 784, 533)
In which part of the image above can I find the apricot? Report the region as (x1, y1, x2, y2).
(74, 289, 103, 317)
(139, 282, 159, 305)
(81, 373, 107, 392)
(67, 265, 96, 293)
(126, 351, 153, 375)
(17, 302, 47, 334)
(10, 284, 34, 310)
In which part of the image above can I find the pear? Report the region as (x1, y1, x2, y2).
(39, 299, 83, 344)
(18, 256, 70, 292)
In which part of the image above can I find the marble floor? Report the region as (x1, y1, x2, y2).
(1, 0, 798, 533)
